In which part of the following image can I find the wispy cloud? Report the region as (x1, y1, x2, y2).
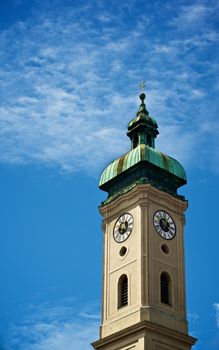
(170, 2, 219, 32)
(171, 4, 209, 29)
(188, 312, 200, 323)
(214, 303, 219, 327)
(0, 1, 218, 174)
(7, 298, 100, 350)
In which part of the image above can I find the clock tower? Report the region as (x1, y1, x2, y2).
(92, 93, 197, 350)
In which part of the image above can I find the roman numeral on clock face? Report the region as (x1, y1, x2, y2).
(153, 210, 176, 240)
(113, 213, 134, 243)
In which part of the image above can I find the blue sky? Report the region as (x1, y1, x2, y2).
(0, 0, 218, 349)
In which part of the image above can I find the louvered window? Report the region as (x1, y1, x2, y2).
(118, 274, 128, 308)
(160, 272, 171, 305)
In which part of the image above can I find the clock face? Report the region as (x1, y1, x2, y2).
(113, 213, 134, 243)
(153, 210, 176, 240)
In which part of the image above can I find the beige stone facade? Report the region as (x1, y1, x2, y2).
(92, 184, 197, 350)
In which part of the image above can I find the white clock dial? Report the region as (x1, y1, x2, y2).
(153, 210, 176, 240)
(113, 213, 134, 243)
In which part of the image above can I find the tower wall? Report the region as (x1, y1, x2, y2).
(98, 185, 189, 341)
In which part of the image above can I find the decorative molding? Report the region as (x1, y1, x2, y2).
(92, 320, 197, 349)
(99, 184, 187, 220)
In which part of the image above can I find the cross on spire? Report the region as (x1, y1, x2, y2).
(139, 80, 145, 92)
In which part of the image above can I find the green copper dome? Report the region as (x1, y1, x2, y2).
(99, 92, 186, 200)
(99, 144, 186, 187)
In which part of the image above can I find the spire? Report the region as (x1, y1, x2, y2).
(138, 81, 149, 114)
(137, 93, 149, 117)
(127, 91, 159, 149)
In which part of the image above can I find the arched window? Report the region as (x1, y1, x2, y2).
(147, 134, 152, 147)
(133, 134, 138, 149)
(118, 274, 128, 308)
(160, 272, 171, 305)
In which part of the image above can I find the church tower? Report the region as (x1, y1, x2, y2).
(92, 93, 197, 350)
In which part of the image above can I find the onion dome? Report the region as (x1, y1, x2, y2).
(99, 93, 186, 201)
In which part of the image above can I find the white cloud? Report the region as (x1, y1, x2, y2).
(79, 312, 100, 320)
(170, 3, 216, 31)
(214, 303, 219, 327)
(188, 312, 200, 323)
(0, 2, 218, 175)
(8, 299, 100, 350)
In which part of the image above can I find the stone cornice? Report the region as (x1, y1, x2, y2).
(91, 320, 197, 349)
(99, 184, 187, 220)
